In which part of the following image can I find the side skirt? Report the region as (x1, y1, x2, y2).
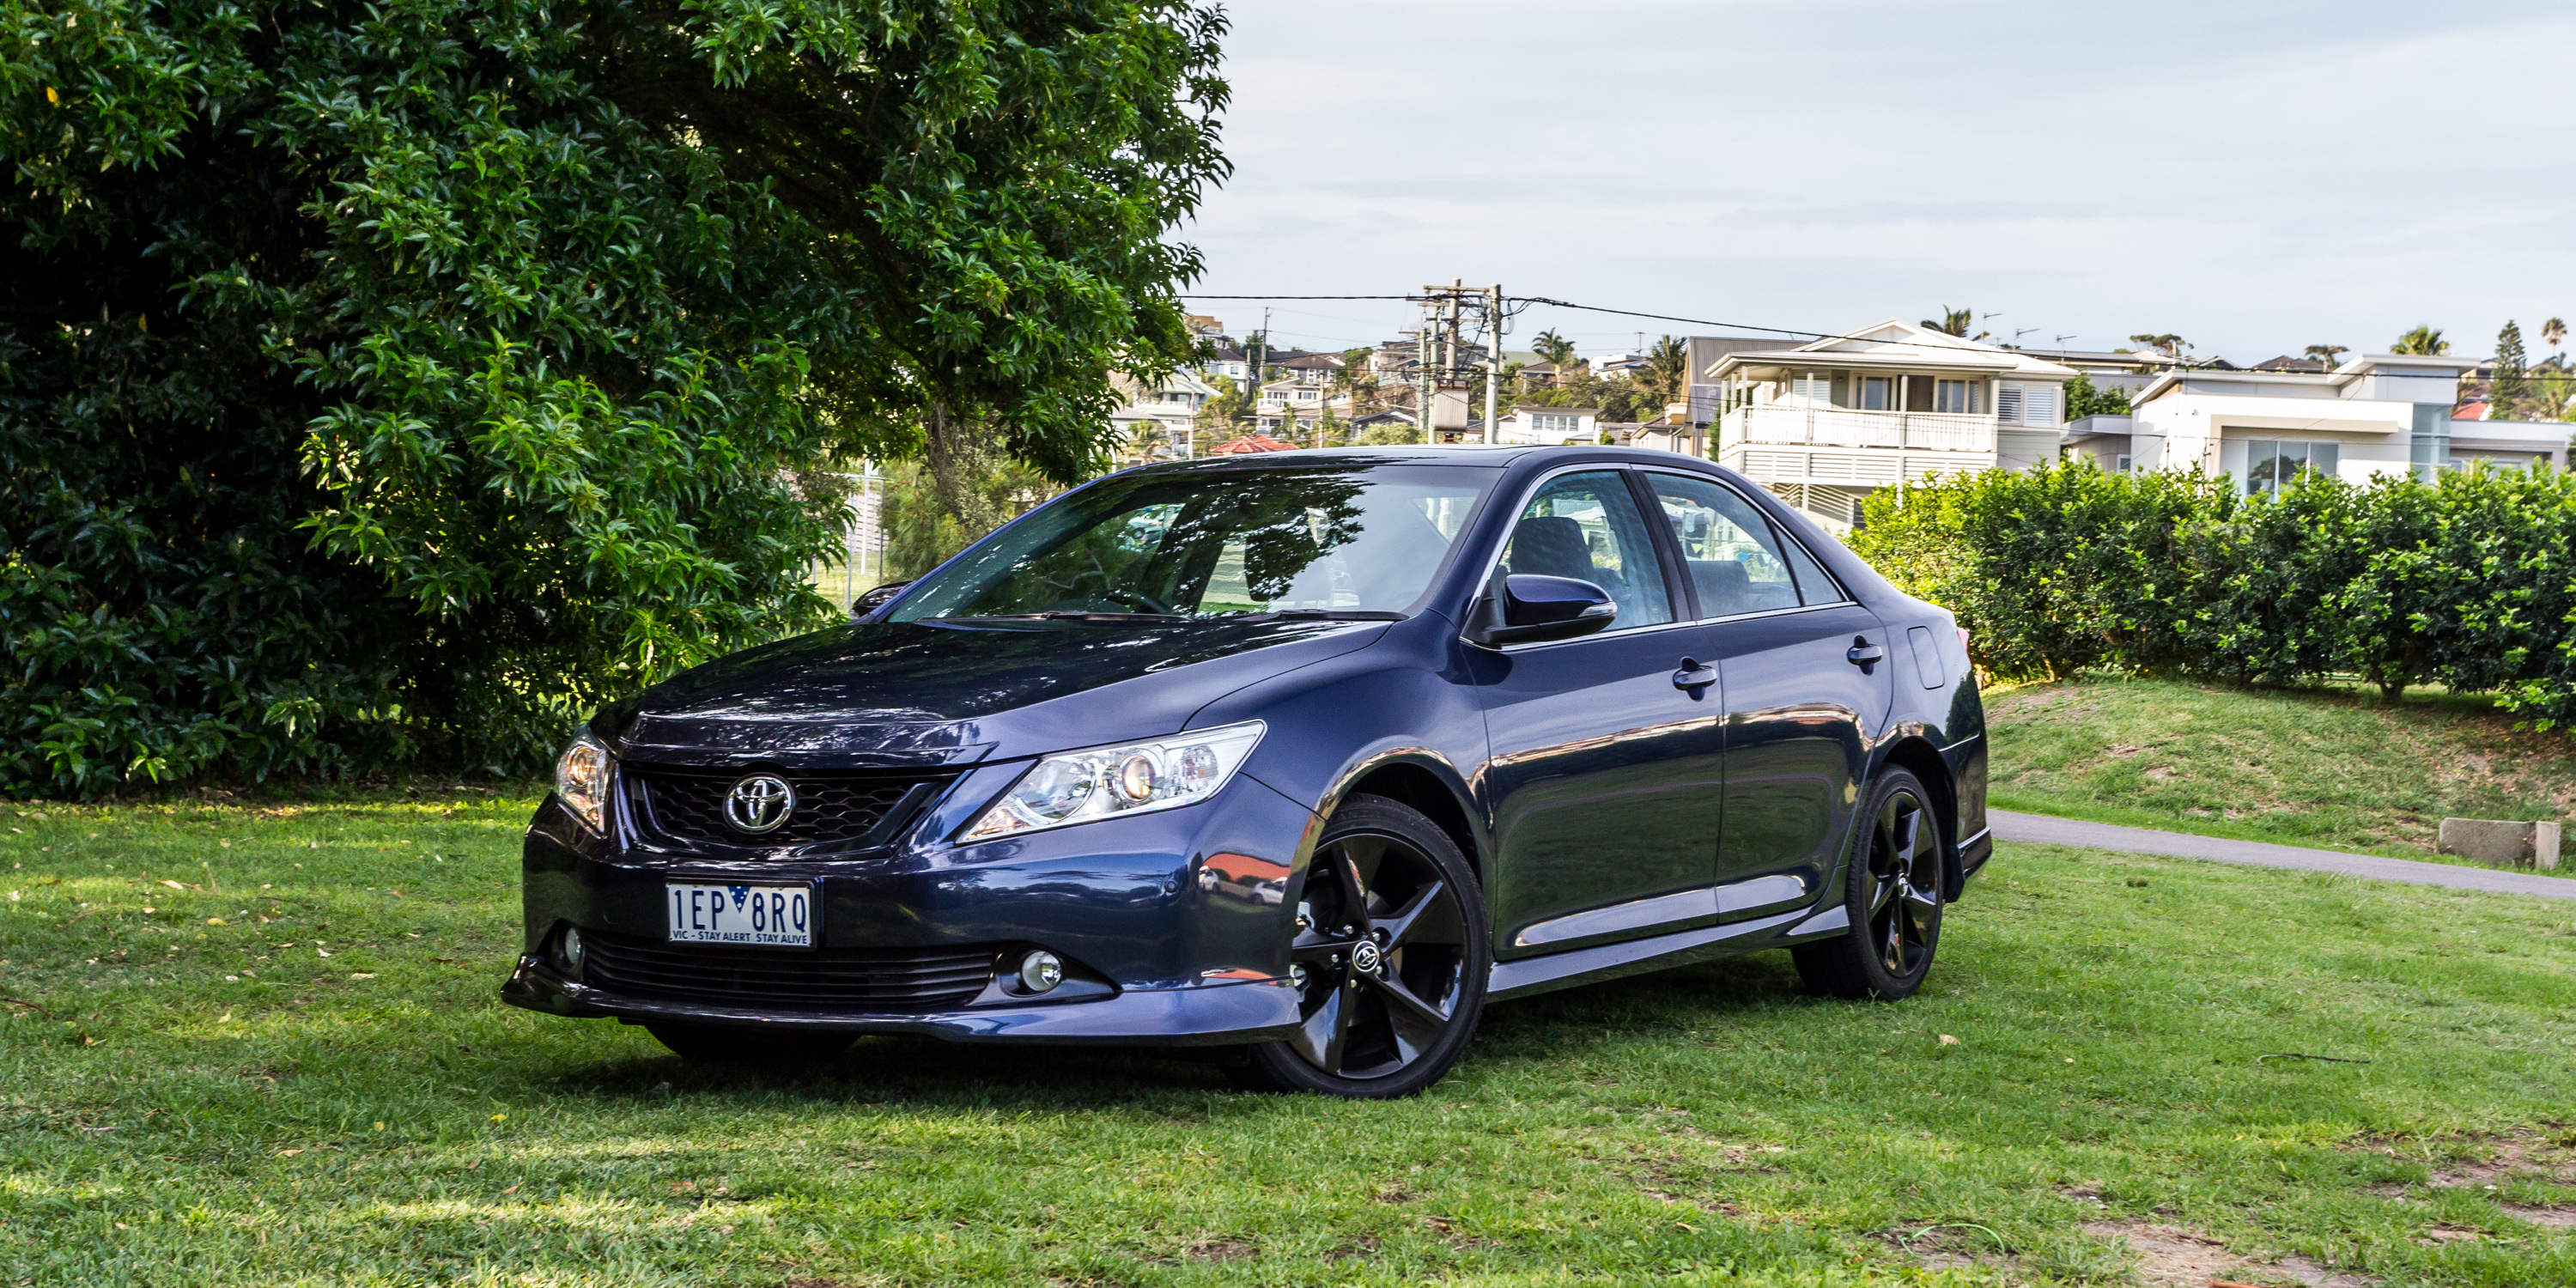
(1486, 906, 1808, 1002)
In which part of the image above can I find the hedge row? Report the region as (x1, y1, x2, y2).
(1848, 461, 2576, 724)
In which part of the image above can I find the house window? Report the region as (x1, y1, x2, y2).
(1860, 376, 1893, 410)
(2021, 385, 2057, 425)
(1791, 373, 1831, 403)
(1996, 385, 2022, 422)
(2245, 440, 2340, 494)
(2115, 453, 2133, 472)
(1934, 380, 1973, 413)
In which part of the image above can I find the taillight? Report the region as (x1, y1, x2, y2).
(1956, 627, 1971, 652)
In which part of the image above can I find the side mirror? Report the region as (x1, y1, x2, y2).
(1466, 574, 1617, 647)
(851, 580, 912, 617)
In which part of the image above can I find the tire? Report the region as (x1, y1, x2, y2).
(1232, 794, 1491, 1098)
(646, 1022, 853, 1068)
(1790, 767, 1943, 1001)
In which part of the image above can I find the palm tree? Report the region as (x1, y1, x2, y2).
(1642, 335, 1690, 408)
(1922, 307, 1974, 337)
(2544, 318, 2567, 354)
(1530, 329, 1577, 370)
(2303, 344, 2348, 369)
(2391, 325, 2448, 356)
(2128, 333, 2189, 360)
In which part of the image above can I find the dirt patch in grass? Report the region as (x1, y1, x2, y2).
(2348, 1126, 2576, 1188)
(2500, 1202, 2576, 1229)
(1182, 1238, 1255, 1263)
(2077, 1219, 2369, 1287)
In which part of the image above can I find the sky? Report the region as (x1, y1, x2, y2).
(1180, 1, 2576, 367)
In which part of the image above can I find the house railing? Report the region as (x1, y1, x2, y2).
(1721, 404, 1997, 453)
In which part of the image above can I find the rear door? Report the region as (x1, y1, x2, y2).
(1474, 468, 1724, 956)
(1639, 471, 1893, 920)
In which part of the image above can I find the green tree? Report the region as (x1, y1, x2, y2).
(1200, 374, 1251, 429)
(1530, 330, 1577, 369)
(881, 458, 1061, 582)
(1312, 404, 1342, 447)
(2129, 334, 2190, 360)
(1923, 307, 1974, 337)
(1357, 419, 1425, 446)
(2304, 344, 2349, 368)
(2392, 325, 2450, 355)
(2063, 373, 2133, 420)
(0, 0, 1230, 793)
(2491, 320, 2530, 417)
(1639, 335, 1690, 409)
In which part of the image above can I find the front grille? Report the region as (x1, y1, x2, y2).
(582, 932, 998, 1010)
(624, 767, 947, 850)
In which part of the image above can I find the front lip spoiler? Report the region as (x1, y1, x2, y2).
(501, 957, 1301, 1047)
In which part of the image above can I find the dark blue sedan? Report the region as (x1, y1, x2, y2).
(504, 447, 1991, 1097)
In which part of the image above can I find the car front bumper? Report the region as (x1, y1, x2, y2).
(502, 769, 1321, 1045)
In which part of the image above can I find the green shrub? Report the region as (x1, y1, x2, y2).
(1853, 459, 2576, 717)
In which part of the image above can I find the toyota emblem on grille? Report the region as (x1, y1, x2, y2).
(723, 774, 796, 834)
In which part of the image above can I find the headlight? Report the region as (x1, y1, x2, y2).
(963, 721, 1265, 841)
(555, 731, 613, 833)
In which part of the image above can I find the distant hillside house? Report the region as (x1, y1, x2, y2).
(1495, 406, 1601, 445)
(1705, 319, 2076, 533)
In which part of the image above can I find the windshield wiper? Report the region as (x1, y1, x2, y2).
(1258, 609, 1407, 621)
(954, 611, 1185, 623)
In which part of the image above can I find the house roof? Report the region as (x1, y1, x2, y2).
(1511, 405, 1600, 416)
(1273, 353, 1345, 369)
(2133, 352, 2482, 405)
(1708, 319, 2079, 380)
(1209, 434, 1298, 454)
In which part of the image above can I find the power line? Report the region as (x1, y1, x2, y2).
(1181, 292, 2237, 369)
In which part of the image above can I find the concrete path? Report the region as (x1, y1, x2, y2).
(1990, 809, 2576, 902)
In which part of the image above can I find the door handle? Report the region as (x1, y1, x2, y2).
(1672, 657, 1718, 691)
(1846, 636, 1885, 672)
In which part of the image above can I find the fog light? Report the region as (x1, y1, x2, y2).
(552, 926, 586, 976)
(1018, 950, 1063, 994)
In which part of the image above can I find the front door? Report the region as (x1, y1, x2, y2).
(1638, 471, 1892, 920)
(1475, 469, 1725, 957)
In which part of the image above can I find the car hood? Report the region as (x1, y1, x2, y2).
(605, 616, 1391, 768)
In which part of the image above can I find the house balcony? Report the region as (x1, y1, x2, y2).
(1722, 404, 1996, 452)
(1717, 404, 2001, 487)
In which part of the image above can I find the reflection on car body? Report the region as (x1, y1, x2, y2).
(504, 447, 1990, 1097)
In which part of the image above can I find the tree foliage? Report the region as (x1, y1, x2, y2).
(1, 0, 1229, 795)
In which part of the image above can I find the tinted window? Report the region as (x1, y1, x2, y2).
(1644, 472, 1838, 616)
(890, 466, 1494, 621)
(1502, 471, 1673, 631)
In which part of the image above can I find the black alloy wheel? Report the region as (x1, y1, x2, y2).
(1236, 795, 1490, 1097)
(1791, 768, 1943, 1000)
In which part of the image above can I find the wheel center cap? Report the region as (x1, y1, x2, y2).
(1350, 940, 1383, 975)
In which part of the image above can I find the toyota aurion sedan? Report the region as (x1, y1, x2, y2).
(503, 446, 1991, 1097)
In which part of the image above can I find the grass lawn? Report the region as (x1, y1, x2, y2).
(1989, 677, 2576, 867)
(6, 789, 2576, 1286)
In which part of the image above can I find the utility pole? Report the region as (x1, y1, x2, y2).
(1484, 283, 1504, 445)
(1422, 322, 1443, 443)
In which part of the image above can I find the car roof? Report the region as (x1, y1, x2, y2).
(1128, 445, 1721, 472)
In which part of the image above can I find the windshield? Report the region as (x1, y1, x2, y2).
(889, 465, 1497, 622)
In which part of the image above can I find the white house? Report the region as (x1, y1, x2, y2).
(2126, 353, 2567, 489)
(1109, 368, 1220, 459)
(1494, 405, 1601, 445)
(1704, 319, 2075, 531)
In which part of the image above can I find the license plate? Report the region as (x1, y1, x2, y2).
(665, 883, 814, 947)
